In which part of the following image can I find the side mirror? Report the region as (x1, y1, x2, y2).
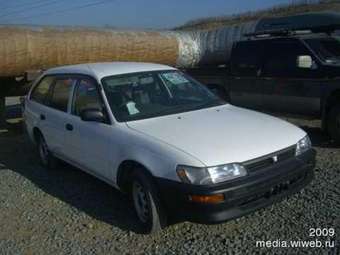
(80, 108, 105, 122)
(297, 55, 314, 69)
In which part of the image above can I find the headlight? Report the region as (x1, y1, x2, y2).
(295, 135, 312, 156)
(176, 163, 247, 185)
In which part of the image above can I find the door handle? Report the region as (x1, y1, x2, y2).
(65, 123, 73, 131)
(40, 114, 46, 120)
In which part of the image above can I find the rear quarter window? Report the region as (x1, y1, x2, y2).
(30, 76, 54, 105)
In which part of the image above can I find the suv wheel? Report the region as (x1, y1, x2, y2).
(327, 104, 340, 144)
(37, 134, 57, 169)
(131, 170, 167, 234)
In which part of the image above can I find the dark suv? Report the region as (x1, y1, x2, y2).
(188, 32, 340, 143)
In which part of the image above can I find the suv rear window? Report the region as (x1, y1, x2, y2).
(49, 78, 76, 112)
(30, 76, 54, 105)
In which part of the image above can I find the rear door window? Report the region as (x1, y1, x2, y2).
(231, 41, 264, 77)
(49, 77, 76, 112)
(30, 76, 55, 105)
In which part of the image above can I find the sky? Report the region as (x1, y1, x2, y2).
(0, 0, 294, 29)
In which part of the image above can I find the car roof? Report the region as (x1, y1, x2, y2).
(43, 62, 177, 80)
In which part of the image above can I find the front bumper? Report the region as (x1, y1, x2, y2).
(156, 149, 316, 224)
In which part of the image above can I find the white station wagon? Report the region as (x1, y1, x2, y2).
(24, 62, 315, 233)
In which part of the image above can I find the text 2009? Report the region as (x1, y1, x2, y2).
(309, 228, 335, 237)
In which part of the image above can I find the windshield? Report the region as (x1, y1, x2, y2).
(101, 70, 226, 122)
(305, 37, 340, 64)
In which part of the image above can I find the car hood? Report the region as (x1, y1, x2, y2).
(126, 104, 306, 166)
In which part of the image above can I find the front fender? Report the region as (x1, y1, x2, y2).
(110, 127, 206, 184)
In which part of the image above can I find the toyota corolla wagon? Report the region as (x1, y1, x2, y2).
(23, 62, 316, 233)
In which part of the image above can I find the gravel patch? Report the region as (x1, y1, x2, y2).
(0, 119, 339, 255)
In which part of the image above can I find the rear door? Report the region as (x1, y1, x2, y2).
(259, 38, 322, 117)
(25, 76, 55, 143)
(229, 41, 264, 110)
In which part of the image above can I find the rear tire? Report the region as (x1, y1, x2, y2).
(37, 133, 57, 169)
(131, 170, 167, 234)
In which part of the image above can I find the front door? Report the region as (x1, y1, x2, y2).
(259, 38, 322, 117)
(63, 77, 114, 181)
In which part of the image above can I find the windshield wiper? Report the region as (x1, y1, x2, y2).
(154, 104, 192, 115)
(195, 99, 225, 109)
(124, 100, 226, 122)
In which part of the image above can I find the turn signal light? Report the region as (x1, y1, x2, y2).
(189, 194, 225, 204)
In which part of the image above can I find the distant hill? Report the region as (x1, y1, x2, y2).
(175, 0, 340, 31)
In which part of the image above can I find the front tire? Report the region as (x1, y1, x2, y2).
(37, 134, 57, 169)
(327, 104, 340, 144)
(131, 170, 167, 234)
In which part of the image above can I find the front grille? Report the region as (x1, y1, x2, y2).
(244, 146, 296, 172)
(238, 171, 306, 207)
(278, 148, 296, 161)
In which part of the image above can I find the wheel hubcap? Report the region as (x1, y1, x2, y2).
(132, 181, 150, 223)
(39, 138, 49, 165)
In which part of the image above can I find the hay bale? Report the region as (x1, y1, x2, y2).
(0, 26, 179, 77)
